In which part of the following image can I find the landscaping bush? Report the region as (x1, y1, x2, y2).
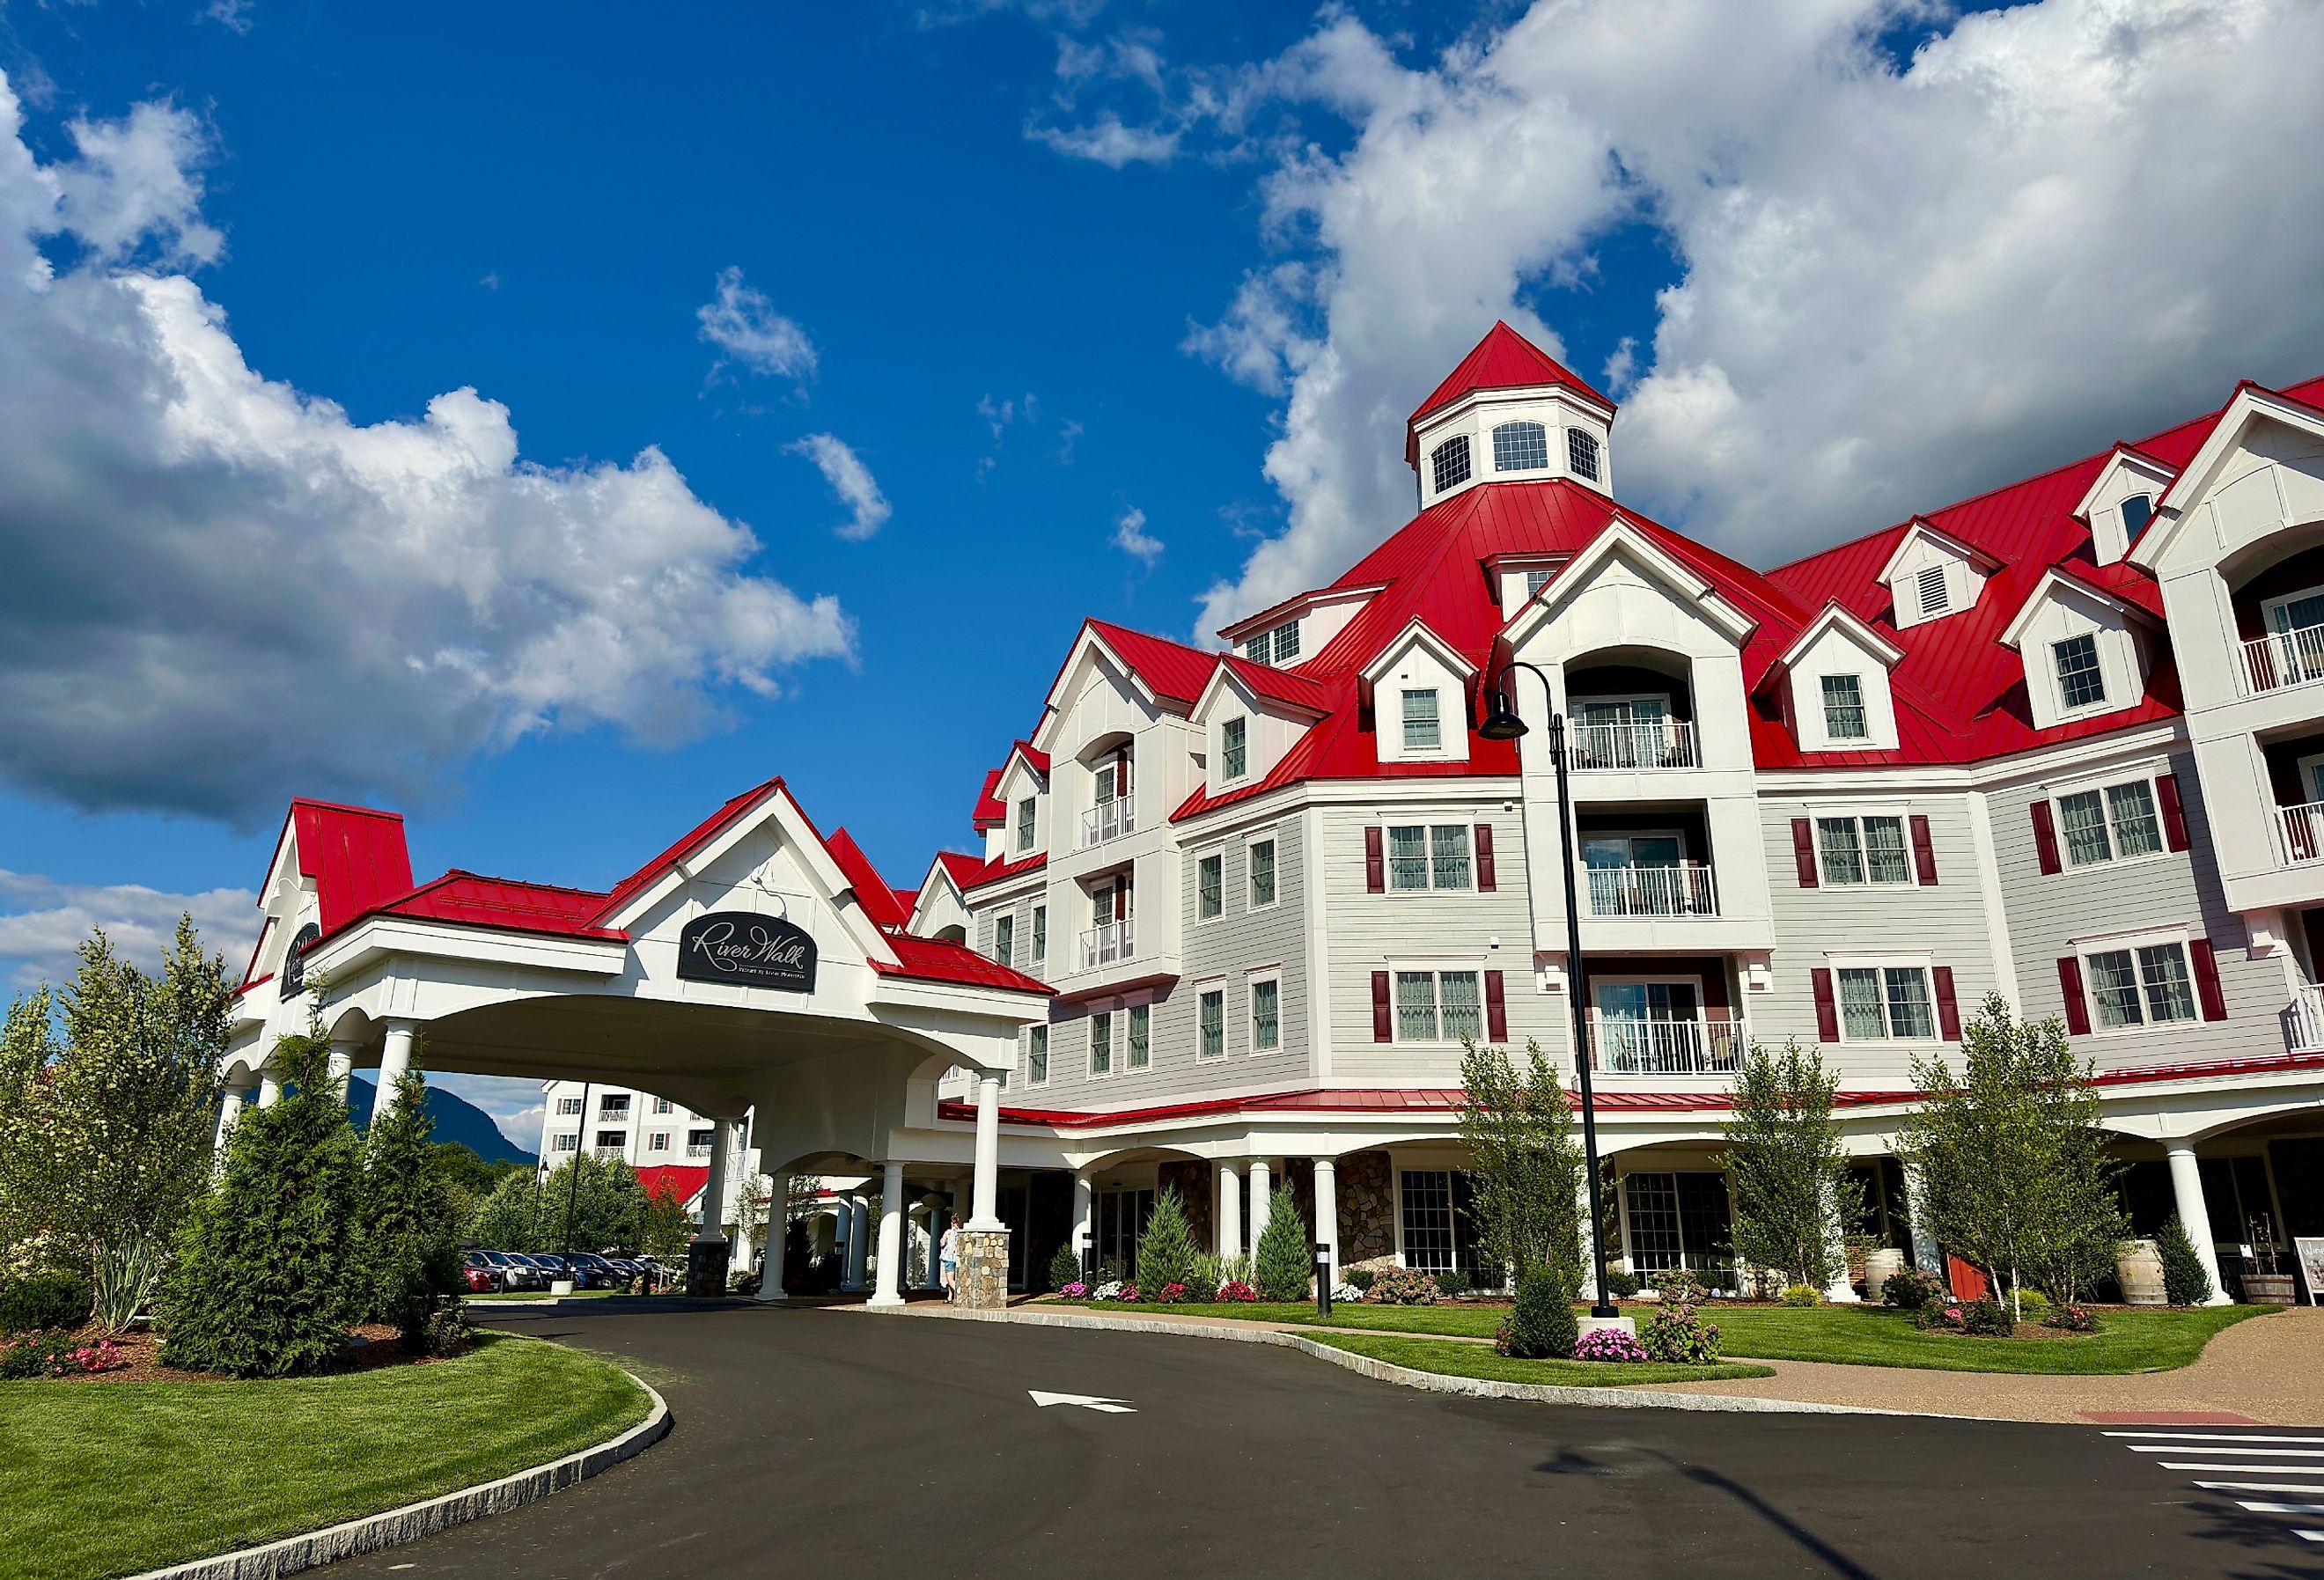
(1216, 1279, 1257, 1302)
(1572, 1326, 1651, 1363)
(2013, 1289, 2052, 1322)
(1058, 1280, 1090, 1299)
(1604, 1270, 1643, 1299)
(1457, 1039, 1585, 1293)
(1915, 1297, 2013, 1335)
(1436, 1269, 1474, 1298)
(2157, 1217, 2214, 1307)
(0, 1272, 92, 1336)
(351, 1066, 465, 1341)
(1133, 1191, 1202, 1301)
(0, 1330, 77, 1380)
(1778, 1283, 1821, 1307)
(408, 1301, 474, 1359)
(1158, 1282, 1190, 1304)
(1254, 1190, 1313, 1302)
(1641, 1303, 1723, 1364)
(1343, 1267, 1377, 1292)
(1497, 1268, 1578, 1360)
(1881, 1268, 1945, 1310)
(2045, 1301, 2098, 1333)
(1363, 1266, 1440, 1304)
(1047, 1241, 1082, 1292)
(1655, 1268, 1710, 1305)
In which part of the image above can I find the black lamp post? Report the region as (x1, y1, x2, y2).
(1480, 662, 1619, 1319)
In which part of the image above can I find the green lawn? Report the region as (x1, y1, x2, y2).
(1310, 1332, 1774, 1387)
(1052, 1298, 2277, 1374)
(0, 1334, 652, 1580)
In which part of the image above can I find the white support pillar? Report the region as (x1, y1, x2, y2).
(1247, 1157, 1272, 1249)
(1313, 1157, 1339, 1289)
(754, 1171, 785, 1302)
(1071, 1170, 1094, 1268)
(371, 1019, 419, 1128)
(1576, 1173, 1601, 1302)
(698, 1120, 733, 1245)
(844, 1193, 871, 1292)
(1217, 1161, 1242, 1262)
(1901, 1160, 1942, 1279)
(212, 1085, 247, 1154)
(1822, 1177, 1863, 1304)
(870, 1163, 907, 1307)
(970, 1073, 1004, 1229)
(327, 1038, 357, 1090)
(255, 1071, 283, 1109)
(2166, 1141, 2234, 1305)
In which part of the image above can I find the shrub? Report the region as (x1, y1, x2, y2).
(1253, 1191, 1313, 1302)
(1641, 1303, 1723, 1364)
(1436, 1269, 1474, 1299)
(0, 1330, 82, 1380)
(1343, 1267, 1377, 1292)
(2046, 1302, 2098, 1333)
(1881, 1268, 1944, 1310)
(1134, 1191, 1202, 1301)
(1363, 1266, 1440, 1304)
(1778, 1283, 1821, 1307)
(0, 1272, 92, 1336)
(1114, 1282, 1142, 1304)
(1158, 1282, 1189, 1304)
(1047, 1242, 1082, 1292)
(1916, 1298, 2013, 1335)
(2157, 1217, 2214, 1307)
(1092, 1280, 1122, 1300)
(1499, 1268, 1578, 1359)
(1572, 1326, 1651, 1363)
(408, 1302, 474, 1359)
(2012, 1289, 2052, 1322)
(1604, 1270, 1643, 1299)
(1216, 1279, 1258, 1303)
(1656, 1268, 1710, 1305)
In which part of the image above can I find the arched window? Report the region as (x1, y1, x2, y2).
(1430, 434, 1472, 494)
(2121, 494, 2153, 538)
(1491, 421, 1549, 473)
(1566, 429, 1602, 482)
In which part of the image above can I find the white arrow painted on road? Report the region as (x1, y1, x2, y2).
(1028, 1390, 1136, 1413)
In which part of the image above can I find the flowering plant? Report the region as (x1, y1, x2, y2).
(1092, 1280, 1122, 1301)
(2045, 1302, 2098, 1333)
(1572, 1327, 1651, 1363)
(66, 1340, 125, 1373)
(1113, 1282, 1142, 1303)
(1640, 1303, 1722, 1363)
(1362, 1267, 1440, 1304)
(1158, 1282, 1189, 1304)
(1215, 1279, 1258, 1303)
(1059, 1281, 1090, 1299)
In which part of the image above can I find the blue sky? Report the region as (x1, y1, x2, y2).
(4, 0, 2321, 1145)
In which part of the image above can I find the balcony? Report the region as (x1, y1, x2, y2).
(2287, 983, 2324, 1053)
(1078, 918, 1136, 971)
(2240, 622, 2324, 697)
(1080, 797, 1136, 849)
(1584, 863, 1718, 918)
(1568, 719, 1697, 771)
(2282, 800, 2324, 864)
(1589, 1010, 1749, 1075)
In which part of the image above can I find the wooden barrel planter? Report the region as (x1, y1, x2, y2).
(2117, 1238, 2167, 1305)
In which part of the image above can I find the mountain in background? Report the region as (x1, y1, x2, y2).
(349, 1075, 535, 1165)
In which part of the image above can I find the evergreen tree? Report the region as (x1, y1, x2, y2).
(2157, 1216, 2215, 1307)
(1254, 1187, 1313, 1301)
(1719, 1040, 1854, 1293)
(349, 1062, 462, 1331)
(162, 1026, 361, 1376)
(1455, 1039, 1584, 1291)
(1131, 1188, 1201, 1293)
(1504, 1268, 1578, 1359)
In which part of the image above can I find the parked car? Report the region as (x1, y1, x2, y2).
(528, 1253, 573, 1286)
(463, 1250, 508, 1291)
(505, 1253, 556, 1287)
(479, 1250, 540, 1290)
(567, 1253, 623, 1289)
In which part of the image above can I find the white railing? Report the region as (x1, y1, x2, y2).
(2282, 800, 2324, 865)
(685, 1144, 711, 1161)
(592, 1145, 627, 1161)
(1584, 863, 1718, 917)
(2242, 622, 2324, 695)
(1590, 1010, 1750, 1074)
(1567, 719, 1696, 771)
(1080, 797, 1136, 848)
(2288, 984, 2324, 1053)
(1078, 918, 1135, 970)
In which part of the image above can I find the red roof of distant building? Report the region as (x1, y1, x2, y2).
(1408, 320, 1613, 430)
(634, 1164, 710, 1207)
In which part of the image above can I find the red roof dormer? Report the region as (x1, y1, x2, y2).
(1408, 321, 1613, 430)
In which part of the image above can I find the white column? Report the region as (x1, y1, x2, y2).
(1822, 1178, 1863, 1304)
(1217, 1161, 1242, 1262)
(869, 1162, 907, 1307)
(1901, 1159, 1942, 1277)
(2166, 1141, 2234, 1305)
(844, 1193, 871, 1291)
(1313, 1157, 1339, 1289)
(970, 1073, 1004, 1229)
(212, 1085, 247, 1153)
(1071, 1170, 1094, 1267)
(255, 1071, 283, 1109)
(327, 1038, 357, 1089)
(1576, 1174, 1601, 1302)
(697, 1120, 733, 1245)
(754, 1171, 785, 1302)
(1247, 1157, 1272, 1249)
(371, 1019, 419, 1126)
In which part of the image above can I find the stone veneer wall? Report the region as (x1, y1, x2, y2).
(1336, 1150, 1394, 1266)
(1157, 1159, 1214, 1250)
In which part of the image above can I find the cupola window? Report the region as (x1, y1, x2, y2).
(1430, 435, 1472, 494)
(1566, 428, 1601, 482)
(1491, 421, 1548, 473)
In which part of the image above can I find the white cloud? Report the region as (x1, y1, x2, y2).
(0, 77, 856, 823)
(0, 871, 260, 991)
(202, 0, 256, 34)
(696, 265, 818, 381)
(1112, 505, 1164, 566)
(789, 433, 892, 541)
(1176, 0, 2324, 634)
(1027, 112, 1182, 168)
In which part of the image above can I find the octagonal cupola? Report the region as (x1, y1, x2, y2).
(1405, 321, 1616, 506)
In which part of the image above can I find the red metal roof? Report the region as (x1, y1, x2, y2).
(971, 768, 1006, 830)
(1408, 320, 1613, 432)
(1085, 619, 1219, 707)
(634, 1164, 710, 1207)
(377, 871, 627, 941)
(959, 849, 1048, 893)
(290, 800, 415, 936)
(935, 850, 987, 889)
(825, 827, 910, 930)
(872, 932, 1051, 995)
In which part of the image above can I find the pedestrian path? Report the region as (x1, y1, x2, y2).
(2106, 1428, 2324, 1548)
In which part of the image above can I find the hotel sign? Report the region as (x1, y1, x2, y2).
(677, 911, 817, 992)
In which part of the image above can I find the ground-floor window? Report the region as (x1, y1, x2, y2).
(1097, 1187, 1154, 1277)
(1398, 1170, 1504, 1289)
(1622, 1171, 1735, 1287)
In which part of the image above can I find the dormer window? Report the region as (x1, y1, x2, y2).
(2120, 495, 2153, 539)
(2054, 634, 2107, 710)
(1566, 429, 1601, 482)
(1241, 620, 1299, 664)
(1401, 688, 1442, 752)
(1820, 675, 1870, 740)
(1491, 421, 1548, 473)
(1525, 569, 1553, 598)
(1430, 436, 1472, 494)
(1221, 717, 1248, 782)
(1916, 564, 1949, 617)
(1014, 797, 1036, 853)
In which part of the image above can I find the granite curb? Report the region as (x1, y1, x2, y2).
(125, 1369, 672, 1580)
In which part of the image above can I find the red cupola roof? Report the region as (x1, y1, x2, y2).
(1408, 320, 1613, 430)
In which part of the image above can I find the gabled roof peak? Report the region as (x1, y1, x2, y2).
(1408, 320, 1614, 430)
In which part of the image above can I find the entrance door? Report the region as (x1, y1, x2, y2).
(1096, 1188, 1154, 1277)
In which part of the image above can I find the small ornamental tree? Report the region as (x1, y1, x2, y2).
(1455, 1039, 1585, 1293)
(349, 1062, 463, 1334)
(1253, 1188, 1313, 1301)
(639, 1181, 695, 1260)
(1501, 1268, 1578, 1360)
(1047, 1239, 1082, 1293)
(1719, 1040, 1853, 1294)
(1132, 1188, 1201, 1295)
(162, 1025, 361, 1377)
(2157, 1216, 2215, 1307)
(467, 1168, 548, 1251)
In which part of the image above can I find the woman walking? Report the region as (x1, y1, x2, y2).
(938, 1212, 961, 1301)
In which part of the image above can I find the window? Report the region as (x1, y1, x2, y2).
(599, 1093, 629, 1117)
(1221, 717, 1247, 781)
(1015, 797, 1037, 853)
(1127, 1003, 1151, 1070)
(651, 1097, 673, 1114)
(1430, 434, 1472, 493)
(1243, 634, 1269, 663)
(1836, 965, 1936, 1040)
(2085, 941, 2196, 1030)
(1386, 824, 1472, 891)
(1916, 564, 1949, 616)
(557, 1096, 583, 1116)
(2054, 634, 2107, 710)
(994, 914, 1014, 967)
(595, 1129, 625, 1151)
(2121, 495, 2153, 538)
(553, 1131, 577, 1153)
(2056, 779, 2164, 867)
(1814, 815, 1912, 886)
(687, 1128, 714, 1155)
(1197, 988, 1226, 1061)
(1250, 975, 1281, 1051)
(1622, 1172, 1735, 1284)
(1196, 852, 1224, 920)
(1247, 837, 1277, 908)
(1394, 968, 1482, 1042)
(1269, 620, 1299, 663)
(1566, 428, 1601, 481)
(1820, 674, 1870, 740)
(1525, 568, 1553, 599)
(1032, 905, 1047, 963)
(1024, 1025, 1048, 1084)
(1491, 420, 1548, 472)
(1401, 688, 1442, 752)
(1088, 1010, 1114, 1077)
(649, 1131, 671, 1152)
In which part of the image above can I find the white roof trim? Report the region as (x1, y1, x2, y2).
(1874, 518, 2003, 584)
(2135, 386, 2324, 570)
(1359, 618, 1478, 687)
(1507, 517, 1759, 647)
(1771, 602, 1908, 674)
(2070, 446, 2177, 525)
(1997, 568, 2159, 650)
(1217, 580, 1388, 643)
(1190, 661, 1330, 724)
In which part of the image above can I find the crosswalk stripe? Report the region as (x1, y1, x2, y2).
(2107, 1432, 2324, 1444)
(2131, 1445, 2324, 1457)
(2299, 1532, 2324, 1544)
(2237, 1502, 2324, 1514)
(2162, 1462, 2324, 1473)
(2195, 1481, 2324, 1495)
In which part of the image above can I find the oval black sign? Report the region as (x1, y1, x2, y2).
(677, 911, 817, 992)
(280, 921, 322, 999)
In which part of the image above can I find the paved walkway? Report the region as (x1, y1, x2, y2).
(876, 1298, 2324, 1425)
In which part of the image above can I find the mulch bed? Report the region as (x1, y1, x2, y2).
(27, 1323, 442, 1384)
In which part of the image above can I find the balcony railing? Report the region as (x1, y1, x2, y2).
(2241, 622, 2324, 695)
(1080, 797, 1136, 849)
(2283, 800, 2324, 864)
(1589, 1010, 1750, 1074)
(685, 1143, 711, 1161)
(1078, 918, 1136, 970)
(1568, 719, 1696, 771)
(1583, 863, 1718, 917)
(2289, 983, 2324, 1053)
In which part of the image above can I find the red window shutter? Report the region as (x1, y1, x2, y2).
(1475, 824, 1497, 891)
(2057, 957, 2091, 1036)
(1811, 968, 1838, 1042)
(1371, 971, 1393, 1041)
(1484, 970, 1507, 1040)
(2158, 772, 2190, 852)
(2190, 937, 2228, 1021)
(2032, 800, 2062, 875)
(1791, 819, 1820, 888)
(1932, 966, 1960, 1040)
(1910, 814, 1938, 886)
(1364, 827, 1385, 893)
